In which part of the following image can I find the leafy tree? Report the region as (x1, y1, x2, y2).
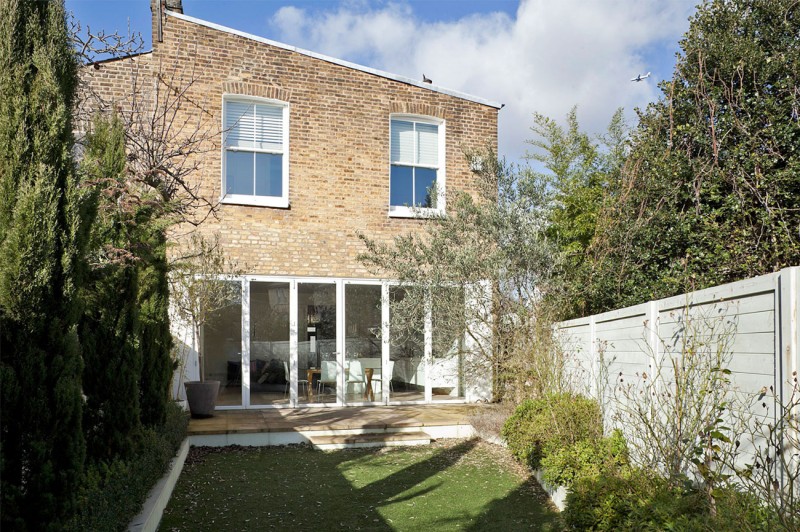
(526, 107, 628, 318)
(0, 0, 90, 527)
(589, 0, 800, 312)
(169, 233, 242, 386)
(359, 152, 565, 401)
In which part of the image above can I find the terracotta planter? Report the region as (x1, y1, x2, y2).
(184, 380, 220, 418)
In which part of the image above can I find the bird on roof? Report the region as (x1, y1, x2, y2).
(631, 72, 651, 82)
(422, 74, 432, 84)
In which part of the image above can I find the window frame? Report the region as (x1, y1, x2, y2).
(221, 94, 290, 208)
(388, 114, 446, 218)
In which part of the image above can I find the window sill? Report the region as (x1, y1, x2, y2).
(388, 206, 444, 219)
(221, 194, 289, 209)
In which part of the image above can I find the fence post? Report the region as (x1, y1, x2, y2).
(588, 315, 600, 406)
(774, 267, 799, 494)
(647, 301, 660, 394)
(777, 267, 799, 406)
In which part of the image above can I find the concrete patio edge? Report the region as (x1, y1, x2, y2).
(128, 439, 190, 532)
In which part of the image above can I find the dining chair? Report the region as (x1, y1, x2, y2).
(371, 360, 395, 397)
(316, 360, 337, 400)
(283, 360, 308, 398)
(345, 360, 364, 398)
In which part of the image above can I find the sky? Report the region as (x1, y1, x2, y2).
(66, 0, 699, 162)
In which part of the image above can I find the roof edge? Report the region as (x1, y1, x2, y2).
(85, 50, 153, 67)
(165, 11, 503, 110)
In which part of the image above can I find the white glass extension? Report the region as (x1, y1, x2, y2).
(203, 276, 466, 409)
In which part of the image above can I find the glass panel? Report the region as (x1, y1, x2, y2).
(297, 283, 336, 404)
(202, 281, 242, 407)
(389, 286, 426, 402)
(345, 285, 382, 403)
(249, 282, 290, 406)
(255, 153, 282, 197)
(390, 165, 414, 207)
(226, 151, 254, 195)
(414, 167, 437, 208)
(431, 286, 465, 402)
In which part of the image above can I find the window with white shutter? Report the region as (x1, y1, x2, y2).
(222, 96, 289, 208)
(389, 115, 445, 217)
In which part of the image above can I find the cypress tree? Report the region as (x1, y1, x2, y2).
(137, 230, 174, 427)
(79, 115, 142, 462)
(79, 111, 174, 438)
(0, 0, 89, 527)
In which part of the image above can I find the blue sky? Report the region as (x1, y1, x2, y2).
(66, 0, 699, 161)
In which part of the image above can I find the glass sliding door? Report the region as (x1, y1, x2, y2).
(297, 282, 337, 404)
(344, 284, 382, 403)
(249, 281, 290, 406)
(431, 286, 465, 402)
(202, 281, 243, 407)
(388, 286, 426, 402)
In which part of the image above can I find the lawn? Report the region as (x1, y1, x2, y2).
(159, 439, 560, 531)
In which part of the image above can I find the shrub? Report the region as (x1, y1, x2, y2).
(67, 402, 188, 531)
(501, 393, 602, 468)
(541, 429, 628, 488)
(563, 469, 780, 531)
(563, 470, 708, 531)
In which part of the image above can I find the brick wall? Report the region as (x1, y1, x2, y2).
(82, 10, 498, 279)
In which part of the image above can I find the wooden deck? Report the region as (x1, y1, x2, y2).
(188, 404, 480, 438)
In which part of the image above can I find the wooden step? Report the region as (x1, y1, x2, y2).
(308, 431, 432, 450)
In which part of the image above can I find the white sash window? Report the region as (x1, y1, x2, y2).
(222, 96, 289, 208)
(390, 115, 445, 217)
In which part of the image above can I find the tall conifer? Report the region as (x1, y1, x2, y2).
(0, 0, 89, 527)
(79, 115, 142, 462)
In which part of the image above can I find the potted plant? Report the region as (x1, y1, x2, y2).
(170, 233, 241, 417)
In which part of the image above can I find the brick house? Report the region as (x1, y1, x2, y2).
(82, 1, 500, 410)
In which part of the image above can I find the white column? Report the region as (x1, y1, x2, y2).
(424, 290, 433, 403)
(289, 280, 298, 406)
(382, 282, 391, 405)
(336, 280, 345, 405)
(241, 278, 251, 408)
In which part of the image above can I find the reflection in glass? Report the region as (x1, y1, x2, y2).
(226, 151, 254, 195)
(255, 153, 282, 197)
(431, 287, 465, 401)
(249, 282, 290, 405)
(202, 281, 242, 406)
(298, 283, 336, 403)
(345, 285, 382, 402)
(390, 165, 414, 207)
(415, 167, 437, 208)
(389, 286, 426, 402)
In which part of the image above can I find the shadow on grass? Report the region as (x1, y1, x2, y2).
(160, 439, 559, 531)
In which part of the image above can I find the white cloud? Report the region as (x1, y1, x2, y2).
(268, 0, 696, 161)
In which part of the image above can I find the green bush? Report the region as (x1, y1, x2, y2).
(541, 429, 628, 488)
(563, 470, 708, 531)
(501, 393, 602, 468)
(67, 402, 188, 531)
(563, 469, 780, 531)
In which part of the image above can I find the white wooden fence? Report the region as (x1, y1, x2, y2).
(556, 267, 798, 415)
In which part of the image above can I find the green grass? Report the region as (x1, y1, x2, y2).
(159, 439, 560, 531)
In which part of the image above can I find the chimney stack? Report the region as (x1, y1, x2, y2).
(153, 0, 183, 43)
(165, 0, 183, 14)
